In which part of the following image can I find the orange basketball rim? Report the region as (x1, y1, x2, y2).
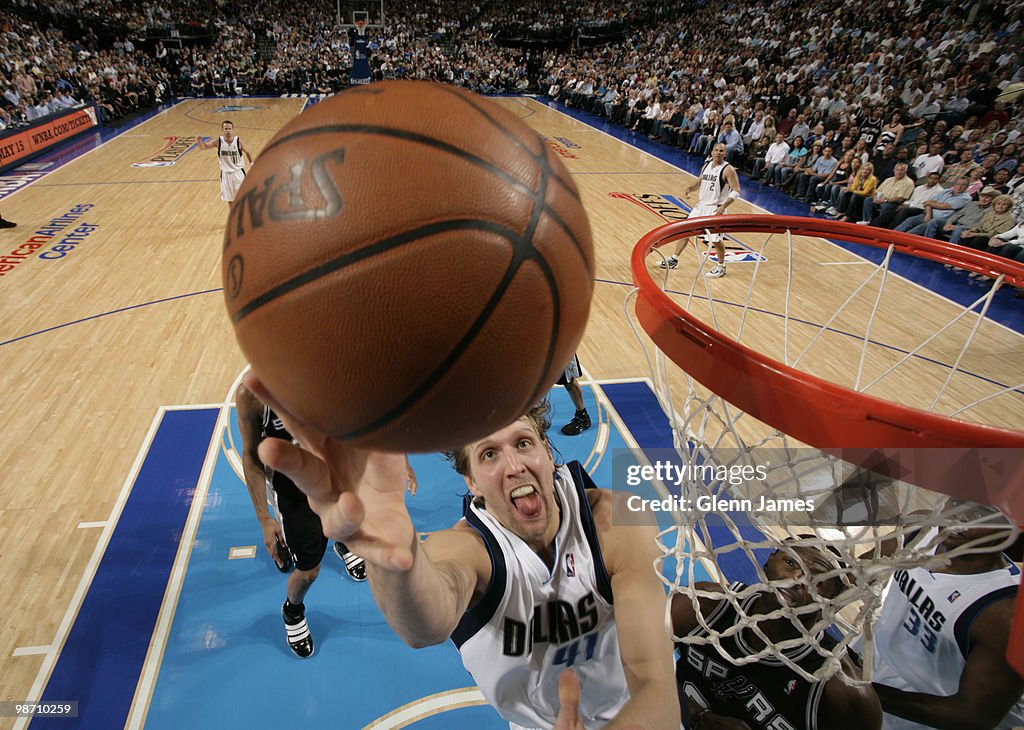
(631, 214, 1024, 672)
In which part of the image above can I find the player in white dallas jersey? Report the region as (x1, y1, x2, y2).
(198, 120, 253, 202)
(871, 517, 1024, 729)
(247, 390, 679, 730)
(454, 459, 627, 728)
(657, 141, 742, 278)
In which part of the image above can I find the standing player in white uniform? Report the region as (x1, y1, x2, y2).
(657, 142, 742, 278)
(198, 120, 253, 203)
(245, 382, 680, 730)
(871, 520, 1024, 729)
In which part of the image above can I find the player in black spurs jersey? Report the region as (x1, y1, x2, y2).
(236, 381, 369, 658)
(673, 542, 881, 730)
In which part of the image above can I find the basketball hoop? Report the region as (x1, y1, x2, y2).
(634, 215, 1024, 500)
(627, 215, 1024, 681)
(354, 19, 366, 36)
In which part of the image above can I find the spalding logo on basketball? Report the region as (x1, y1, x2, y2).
(222, 81, 594, 452)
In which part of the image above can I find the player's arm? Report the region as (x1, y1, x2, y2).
(872, 599, 1024, 729)
(197, 135, 216, 150)
(235, 382, 287, 568)
(249, 363, 484, 647)
(595, 490, 681, 729)
(672, 583, 749, 728)
(717, 166, 741, 214)
(239, 137, 254, 164)
(370, 524, 492, 648)
(253, 371, 486, 648)
(817, 655, 882, 730)
(670, 581, 724, 634)
(246, 371, 421, 572)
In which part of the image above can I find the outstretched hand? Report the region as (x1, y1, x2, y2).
(244, 372, 416, 572)
(554, 669, 584, 730)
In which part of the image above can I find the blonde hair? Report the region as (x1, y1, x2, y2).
(444, 400, 552, 476)
(992, 194, 1014, 208)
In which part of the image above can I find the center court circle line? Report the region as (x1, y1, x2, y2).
(363, 687, 489, 729)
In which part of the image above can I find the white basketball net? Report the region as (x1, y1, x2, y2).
(626, 223, 1022, 685)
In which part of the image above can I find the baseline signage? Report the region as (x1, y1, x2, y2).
(0, 107, 98, 172)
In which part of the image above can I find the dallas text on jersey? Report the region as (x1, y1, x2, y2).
(502, 593, 599, 657)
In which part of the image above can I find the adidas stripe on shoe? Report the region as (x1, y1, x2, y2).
(334, 542, 367, 581)
(282, 601, 314, 658)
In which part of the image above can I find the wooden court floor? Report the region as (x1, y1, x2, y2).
(1, 94, 1022, 720)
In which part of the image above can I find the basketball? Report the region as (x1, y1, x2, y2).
(222, 81, 594, 452)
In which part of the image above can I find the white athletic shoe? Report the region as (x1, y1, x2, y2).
(825, 206, 840, 217)
(705, 265, 727, 278)
(656, 256, 679, 269)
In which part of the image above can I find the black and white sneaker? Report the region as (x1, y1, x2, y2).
(560, 410, 592, 436)
(334, 542, 367, 581)
(656, 255, 678, 269)
(282, 601, 314, 658)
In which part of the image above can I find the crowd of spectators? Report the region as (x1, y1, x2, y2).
(0, 6, 178, 128)
(543, 0, 1024, 278)
(0, 0, 1022, 278)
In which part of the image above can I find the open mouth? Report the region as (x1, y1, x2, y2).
(510, 484, 543, 519)
(778, 587, 802, 606)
